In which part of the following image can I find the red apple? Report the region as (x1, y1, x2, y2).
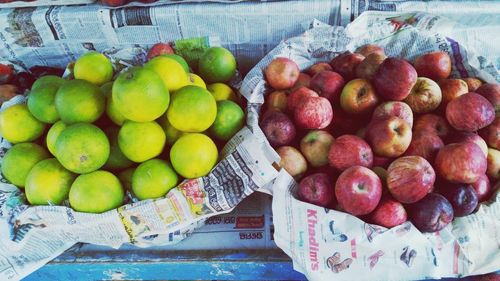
(260, 111, 296, 147)
(355, 53, 386, 80)
(329, 108, 366, 135)
(446, 92, 495, 132)
(373, 155, 393, 169)
(101, 0, 127, 6)
(471, 174, 491, 202)
(0, 63, 14, 84)
(479, 117, 500, 150)
(266, 90, 288, 112)
(370, 198, 407, 228)
(277, 146, 307, 179)
(0, 84, 18, 104)
(387, 156, 435, 203)
(413, 51, 451, 81)
(487, 148, 500, 180)
(439, 79, 469, 105)
(298, 173, 334, 207)
(435, 142, 487, 183)
(147, 43, 175, 60)
(447, 131, 488, 157)
(264, 57, 300, 90)
(309, 71, 345, 103)
(335, 166, 382, 216)
(340, 78, 379, 115)
(476, 83, 500, 117)
(355, 44, 385, 57)
(372, 101, 413, 128)
(404, 131, 444, 163)
(373, 58, 417, 101)
(330, 52, 365, 81)
(413, 114, 449, 138)
(328, 134, 373, 171)
(287, 87, 318, 112)
(463, 77, 483, 92)
(306, 62, 332, 77)
(407, 193, 454, 233)
(290, 73, 311, 92)
(366, 116, 412, 158)
(300, 130, 335, 167)
(294, 96, 333, 129)
(404, 77, 442, 113)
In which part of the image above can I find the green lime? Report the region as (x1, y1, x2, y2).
(209, 100, 245, 141)
(198, 47, 236, 83)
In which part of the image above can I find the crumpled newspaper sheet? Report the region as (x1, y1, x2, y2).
(240, 13, 500, 281)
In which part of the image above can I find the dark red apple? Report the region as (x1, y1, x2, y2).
(373, 58, 417, 101)
(298, 173, 334, 207)
(370, 198, 407, 228)
(479, 117, 500, 150)
(387, 156, 435, 204)
(476, 83, 500, 117)
(372, 101, 413, 128)
(266, 90, 288, 112)
(264, 57, 300, 90)
(463, 77, 483, 92)
(294, 96, 333, 129)
(355, 53, 386, 80)
(300, 130, 335, 167)
(355, 44, 385, 57)
(147, 42, 175, 60)
(340, 78, 379, 115)
(404, 131, 444, 163)
(373, 155, 393, 169)
(260, 111, 296, 147)
(446, 92, 495, 132)
(404, 77, 442, 113)
(407, 193, 454, 233)
(0, 63, 14, 84)
(330, 108, 366, 135)
(306, 62, 332, 77)
(471, 174, 491, 202)
(328, 134, 373, 171)
(335, 166, 382, 216)
(366, 116, 412, 158)
(330, 52, 365, 81)
(435, 142, 487, 183)
(413, 51, 452, 81)
(277, 146, 307, 179)
(290, 73, 311, 92)
(439, 79, 469, 106)
(287, 86, 318, 112)
(309, 71, 345, 103)
(440, 184, 478, 217)
(413, 114, 450, 138)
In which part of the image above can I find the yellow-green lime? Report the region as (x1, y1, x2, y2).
(144, 56, 189, 92)
(1, 143, 50, 187)
(0, 104, 46, 144)
(55, 79, 105, 124)
(31, 75, 65, 91)
(74, 51, 113, 86)
(69, 170, 124, 213)
(188, 73, 207, 89)
(160, 54, 190, 73)
(27, 83, 61, 123)
(46, 120, 66, 156)
(170, 133, 218, 179)
(132, 159, 178, 200)
(198, 47, 236, 83)
(103, 127, 133, 171)
(118, 121, 166, 163)
(166, 85, 217, 133)
(207, 83, 238, 102)
(209, 100, 245, 141)
(112, 66, 169, 122)
(25, 158, 76, 205)
(55, 123, 110, 174)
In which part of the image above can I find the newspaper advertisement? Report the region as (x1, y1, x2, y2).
(239, 12, 500, 280)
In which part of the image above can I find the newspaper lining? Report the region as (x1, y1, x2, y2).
(239, 13, 500, 280)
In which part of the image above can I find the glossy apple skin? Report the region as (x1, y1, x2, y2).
(298, 173, 335, 207)
(147, 42, 175, 60)
(340, 78, 379, 115)
(300, 130, 335, 168)
(335, 166, 382, 216)
(404, 77, 442, 114)
(413, 51, 452, 81)
(266, 90, 288, 112)
(487, 148, 500, 180)
(260, 111, 296, 147)
(328, 134, 373, 171)
(440, 184, 478, 217)
(355, 44, 385, 57)
(355, 53, 386, 80)
(290, 73, 311, 92)
(476, 83, 500, 117)
(471, 174, 491, 202)
(446, 92, 495, 132)
(294, 96, 333, 129)
(463, 77, 483, 92)
(438, 79, 469, 105)
(413, 114, 450, 138)
(366, 116, 412, 158)
(264, 57, 300, 90)
(404, 131, 444, 164)
(370, 198, 407, 228)
(373, 58, 417, 101)
(372, 101, 413, 128)
(287, 87, 318, 112)
(407, 193, 454, 233)
(479, 117, 500, 150)
(435, 142, 487, 184)
(277, 146, 307, 180)
(306, 62, 333, 77)
(309, 71, 345, 103)
(330, 52, 365, 81)
(447, 131, 488, 157)
(387, 156, 435, 204)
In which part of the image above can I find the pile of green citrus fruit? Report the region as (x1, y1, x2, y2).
(0, 45, 245, 214)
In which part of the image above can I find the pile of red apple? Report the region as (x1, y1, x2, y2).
(261, 45, 500, 233)
(101, 0, 158, 6)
